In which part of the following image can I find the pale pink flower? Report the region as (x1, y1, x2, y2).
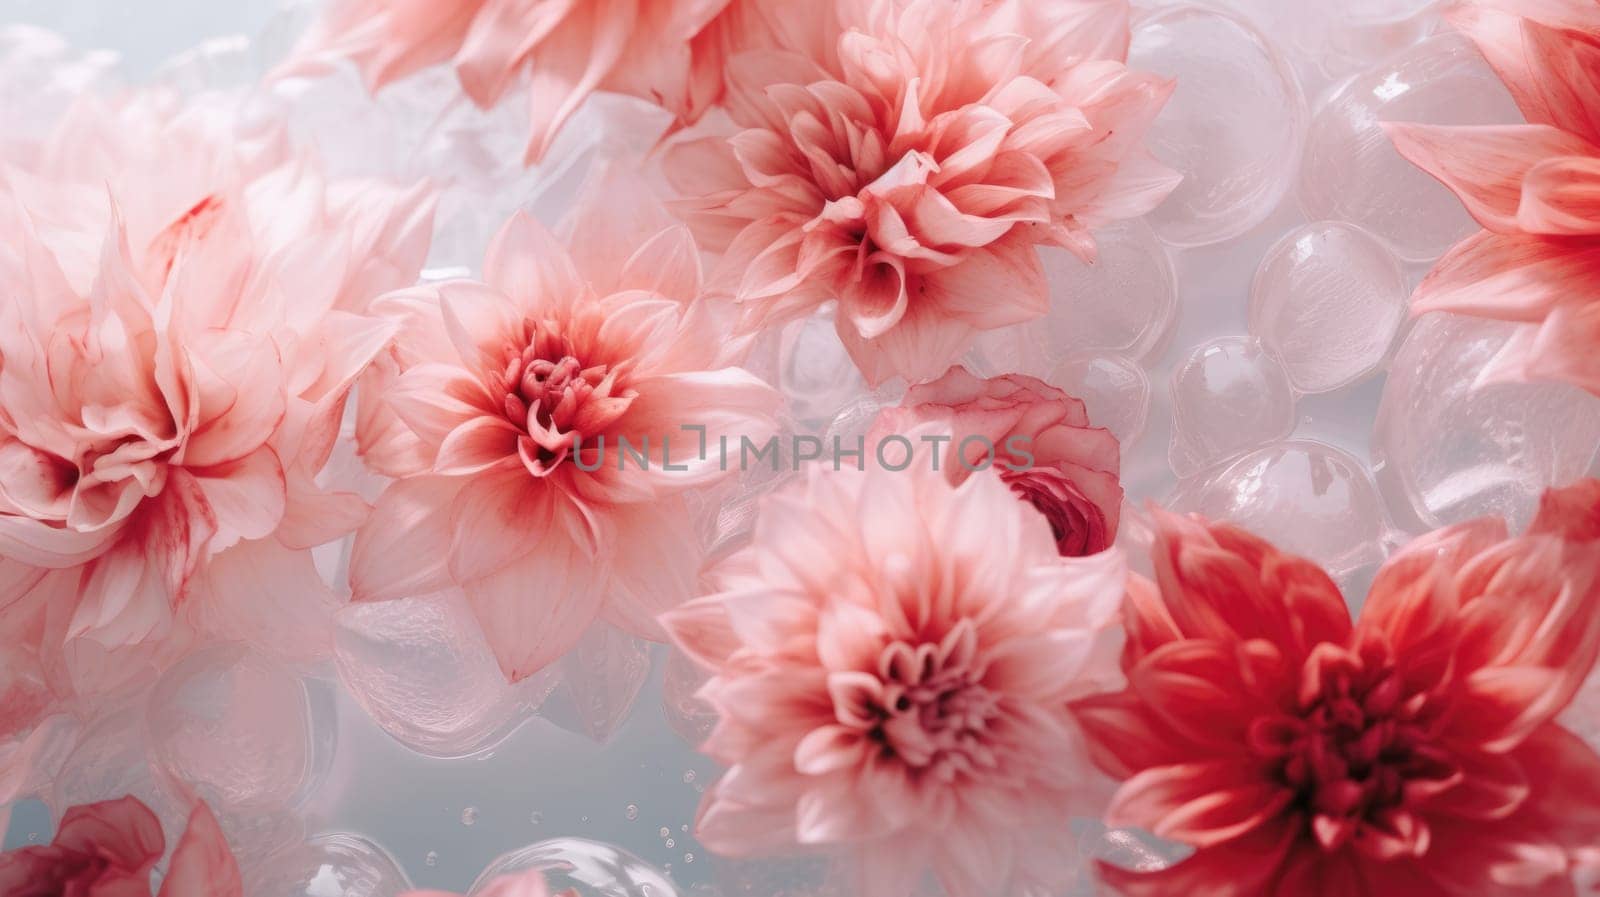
(1386, 0, 1600, 395)
(0, 90, 434, 707)
(1074, 479, 1600, 897)
(280, 0, 742, 164)
(870, 366, 1122, 556)
(405, 866, 569, 897)
(0, 796, 242, 897)
(666, 0, 1177, 385)
(661, 439, 1124, 897)
(351, 178, 780, 682)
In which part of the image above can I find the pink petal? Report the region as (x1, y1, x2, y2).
(1410, 230, 1600, 321)
(464, 531, 606, 681)
(1107, 761, 1293, 848)
(157, 801, 243, 897)
(1518, 155, 1600, 234)
(350, 476, 463, 603)
(1384, 122, 1600, 233)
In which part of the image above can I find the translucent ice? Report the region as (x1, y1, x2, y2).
(334, 592, 556, 758)
(1168, 337, 1297, 477)
(252, 833, 413, 897)
(1130, 6, 1306, 247)
(1020, 221, 1177, 364)
(1048, 354, 1152, 446)
(1168, 440, 1390, 578)
(1212, 0, 1440, 81)
(1249, 221, 1407, 393)
(1373, 314, 1600, 532)
(146, 644, 314, 812)
(661, 649, 716, 749)
(544, 624, 653, 745)
(472, 838, 677, 897)
(1299, 33, 1522, 263)
(779, 308, 870, 430)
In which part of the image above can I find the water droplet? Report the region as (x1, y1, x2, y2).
(530, 811, 544, 824)
(679, 824, 688, 833)
(665, 838, 675, 849)
(626, 804, 640, 821)
(684, 853, 695, 864)
(659, 827, 671, 838)
(581, 815, 590, 824)
(682, 770, 697, 784)
(460, 807, 478, 826)
(425, 851, 439, 867)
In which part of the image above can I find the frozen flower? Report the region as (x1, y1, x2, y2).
(869, 366, 1121, 556)
(0, 797, 241, 897)
(661, 437, 1124, 896)
(1074, 479, 1600, 896)
(1386, 0, 1600, 395)
(0, 90, 434, 707)
(667, 0, 1177, 384)
(280, 0, 743, 164)
(351, 176, 780, 682)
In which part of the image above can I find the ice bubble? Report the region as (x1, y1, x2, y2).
(146, 644, 315, 812)
(1019, 221, 1177, 364)
(334, 591, 556, 759)
(1212, 0, 1441, 81)
(543, 623, 653, 745)
(662, 649, 717, 748)
(778, 308, 870, 430)
(1167, 440, 1390, 578)
(251, 833, 412, 897)
(471, 838, 677, 897)
(47, 710, 178, 837)
(1298, 32, 1522, 263)
(1373, 314, 1600, 532)
(1168, 337, 1297, 477)
(1130, 6, 1306, 247)
(1048, 354, 1152, 447)
(1248, 221, 1407, 393)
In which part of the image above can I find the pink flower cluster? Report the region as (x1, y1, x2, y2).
(3, 1, 1600, 896)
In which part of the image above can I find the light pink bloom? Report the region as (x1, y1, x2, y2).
(1386, 0, 1600, 395)
(661, 439, 1124, 897)
(0, 91, 434, 707)
(405, 866, 569, 897)
(280, 0, 742, 164)
(870, 366, 1122, 556)
(1075, 479, 1600, 897)
(351, 180, 780, 682)
(667, 0, 1177, 385)
(0, 796, 241, 897)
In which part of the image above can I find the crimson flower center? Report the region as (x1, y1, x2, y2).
(1252, 649, 1450, 858)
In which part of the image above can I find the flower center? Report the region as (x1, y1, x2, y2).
(1252, 643, 1454, 859)
(1003, 470, 1102, 557)
(494, 320, 631, 475)
(861, 622, 998, 782)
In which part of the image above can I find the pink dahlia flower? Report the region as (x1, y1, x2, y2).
(869, 366, 1122, 556)
(666, 0, 1177, 385)
(0, 92, 433, 705)
(1386, 0, 1600, 395)
(351, 183, 780, 682)
(281, 0, 742, 164)
(661, 439, 1124, 897)
(1074, 480, 1600, 897)
(0, 797, 241, 897)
